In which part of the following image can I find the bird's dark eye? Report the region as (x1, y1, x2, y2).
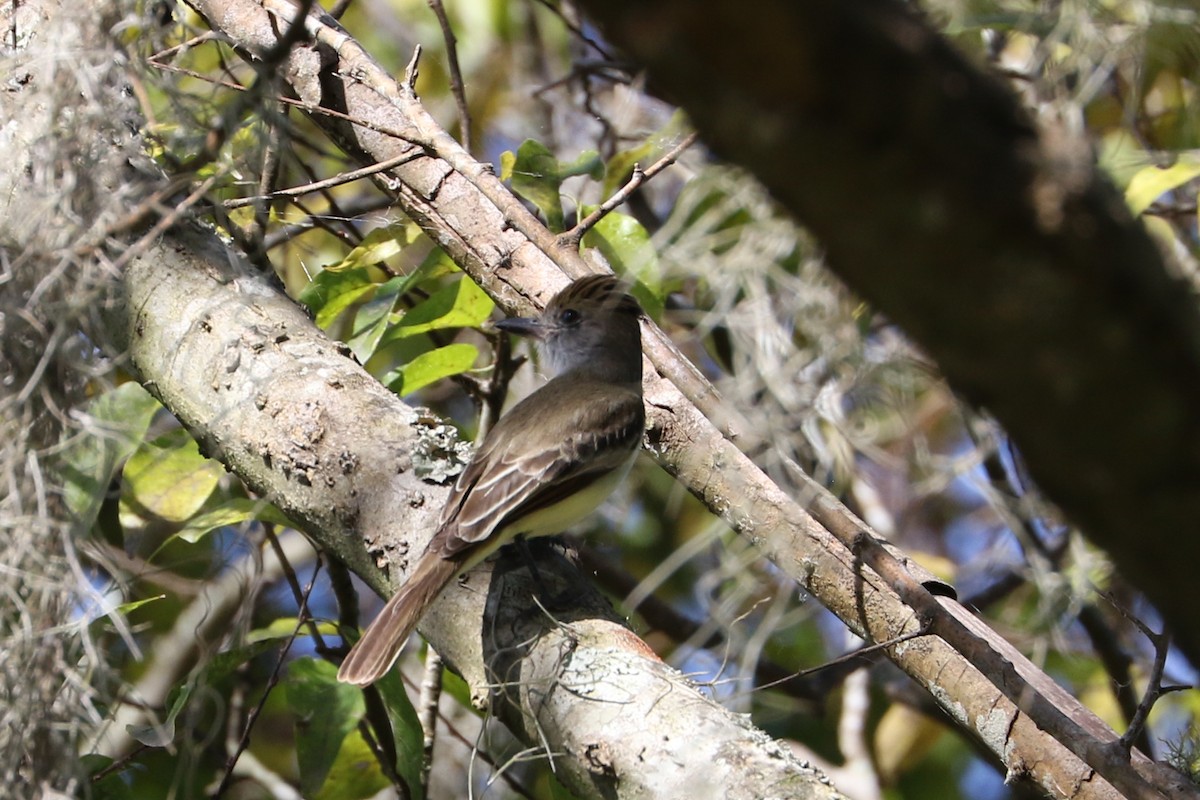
(558, 308, 581, 326)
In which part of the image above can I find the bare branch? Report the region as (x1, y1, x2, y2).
(425, 0, 472, 153)
(559, 131, 699, 247)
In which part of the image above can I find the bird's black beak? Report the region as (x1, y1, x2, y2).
(495, 316, 546, 339)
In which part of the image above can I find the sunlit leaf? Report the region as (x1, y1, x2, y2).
(299, 267, 379, 329)
(347, 259, 448, 363)
(314, 731, 392, 800)
(330, 223, 422, 271)
(560, 148, 604, 180)
(382, 275, 494, 341)
(111, 594, 166, 616)
(504, 139, 565, 229)
(386, 342, 478, 395)
(172, 497, 294, 544)
(1125, 158, 1200, 216)
(248, 617, 338, 643)
(498, 149, 517, 182)
(602, 140, 655, 201)
(123, 428, 223, 522)
(874, 704, 946, 784)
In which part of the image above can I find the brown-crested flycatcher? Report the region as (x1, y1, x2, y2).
(337, 274, 645, 685)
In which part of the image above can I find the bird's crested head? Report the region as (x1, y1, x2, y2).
(496, 275, 643, 383)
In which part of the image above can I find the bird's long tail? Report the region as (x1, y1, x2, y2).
(337, 554, 462, 685)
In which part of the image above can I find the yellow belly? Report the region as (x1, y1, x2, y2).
(459, 449, 638, 572)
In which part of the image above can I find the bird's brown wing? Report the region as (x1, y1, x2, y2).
(338, 379, 641, 686)
(432, 377, 644, 557)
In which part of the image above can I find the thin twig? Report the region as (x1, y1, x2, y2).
(146, 59, 425, 147)
(477, 328, 520, 439)
(531, 60, 633, 99)
(213, 564, 320, 797)
(241, 109, 286, 265)
(403, 670, 539, 800)
(223, 151, 424, 208)
(1112, 598, 1191, 752)
(752, 627, 929, 694)
(107, 173, 223, 272)
(417, 648, 445, 793)
(405, 44, 422, 91)
(262, 195, 393, 251)
(577, 545, 827, 705)
(559, 131, 698, 247)
(529, 0, 614, 60)
(265, 523, 327, 648)
(1076, 604, 1149, 754)
(426, 0, 472, 152)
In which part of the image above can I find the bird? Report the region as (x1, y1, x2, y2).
(337, 274, 645, 685)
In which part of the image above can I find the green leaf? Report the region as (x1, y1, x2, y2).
(344, 276, 404, 362)
(248, 616, 338, 643)
(299, 267, 378, 330)
(386, 343, 478, 395)
(381, 275, 494, 342)
(62, 382, 161, 530)
(1125, 158, 1200, 216)
(438, 668, 476, 714)
(603, 140, 655, 200)
(314, 732, 392, 800)
(332, 224, 421, 271)
(498, 149, 517, 182)
(202, 638, 284, 682)
(580, 210, 665, 317)
(560, 148, 604, 180)
(346, 256, 453, 363)
(127, 683, 192, 748)
(172, 497, 294, 544)
(371, 660, 426, 799)
(110, 594, 167, 616)
(123, 428, 223, 523)
(504, 139, 565, 229)
(288, 658, 398, 799)
(1096, 132, 1155, 189)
